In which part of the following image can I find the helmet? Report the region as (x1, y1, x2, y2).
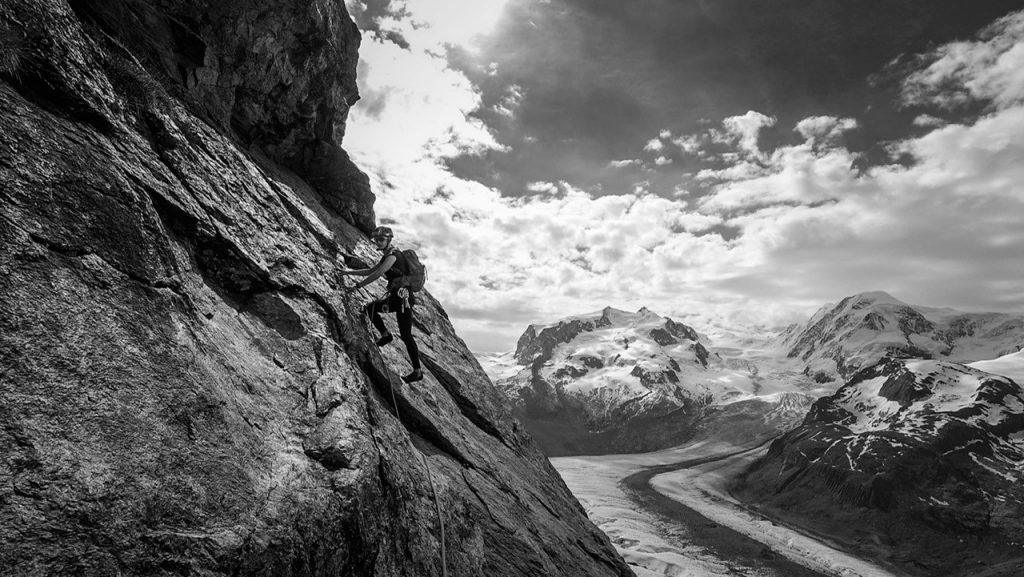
(371, 226, 393, 240)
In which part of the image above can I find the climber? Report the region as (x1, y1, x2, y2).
(339, 226, 424, 384)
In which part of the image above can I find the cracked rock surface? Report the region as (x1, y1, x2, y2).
(0, 1, 631, 575)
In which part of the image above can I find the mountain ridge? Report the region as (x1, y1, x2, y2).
(780, 291, 1024, 380)
(732, 351, 1024, 576)
(480, 292, 1024, 457)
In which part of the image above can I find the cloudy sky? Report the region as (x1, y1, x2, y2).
(341, 0, 1024, 352)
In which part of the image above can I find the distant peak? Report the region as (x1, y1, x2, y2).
(636, 306, 662, 319)
(852, 291, 904, 305)
(859, 290, 896, 299)
(528, 306, 671, 332)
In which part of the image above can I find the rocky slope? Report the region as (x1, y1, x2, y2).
(0, 2, 630, 576)
(732, 354, 1024, 576)
(491, 307, 816, 455)
(780, 291, 1024, 380)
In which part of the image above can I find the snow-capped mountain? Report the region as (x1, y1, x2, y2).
(489, 307, 819, 455)
(732, 352, 1024, 576)
(780, 291, 1024, 380)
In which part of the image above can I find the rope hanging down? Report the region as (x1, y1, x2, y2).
(377, 342, 449, 577)
(348, 287, 448, 577)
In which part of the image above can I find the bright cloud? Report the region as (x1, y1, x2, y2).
(902, 10, 1024, 109)
(688, 12, 1024, 318)
(348, 0, 510, 49)
(643, 138, 664, 152)
(525, 181, 560, 195)
(343, 3, 1024, 352)
(494, 84, 524, 117)
(661, 112, 777, 163)
(348, 36, 504, 167)
(344, 0, 512, 169)
(794, 116, 858, 146)
(672, 134, 704, 155)
(721, 111, 776, 158)
(913, 114, 946, 127)
(608, 159, 641, 168)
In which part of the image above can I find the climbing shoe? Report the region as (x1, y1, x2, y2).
(402, 369, 423, 384)
(376, 334, 393, 347)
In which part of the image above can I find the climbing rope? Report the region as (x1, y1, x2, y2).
(347, 286, 449, 577)
(377, 341, 449, 577)
(422, 449, 449, 577)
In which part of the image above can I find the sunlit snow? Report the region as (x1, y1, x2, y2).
(969, 349, 1024, 384)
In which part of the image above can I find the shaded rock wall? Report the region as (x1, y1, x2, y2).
(0, 1, 631, 576)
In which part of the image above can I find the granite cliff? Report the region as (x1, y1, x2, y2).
(0, 1, 631, 575)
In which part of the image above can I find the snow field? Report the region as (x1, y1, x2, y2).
(969, 349, 1024, 384)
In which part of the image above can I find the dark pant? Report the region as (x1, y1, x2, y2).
(366, 293, 421, 370)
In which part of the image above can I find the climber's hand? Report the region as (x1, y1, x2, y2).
(397, 287, 409, 299)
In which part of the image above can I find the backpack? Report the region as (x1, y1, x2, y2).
(388, 248, 427, 292)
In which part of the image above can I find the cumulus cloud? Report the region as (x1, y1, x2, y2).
(695, 160, 769, 184)
(912, 114, 946, 127)
(494, 84, 524, 117)
(645, 112, 777, 165)
(525, 181, 561, 195)
(672, 134, 705, 155)
(348, 0, 510, 49)
(643, 138, 664, 152)
(902, 10, 1024, 109)
(688, 11, 1024, 324)
(672, 212, 723, 233)
(721, 110, 776, 158)
(347, 33, 506, 167)
(365, 153, 736, 348)
(345, 2, 1024, 351)
(794, 116, 858, 146)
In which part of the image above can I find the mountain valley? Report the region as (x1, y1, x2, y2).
(479, 293, 1024, 576)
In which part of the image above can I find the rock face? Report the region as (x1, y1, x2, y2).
(496, 307, 727, 455)
(780, 291, 1024, 380)
(732, 355, 1024, 576)
(0, 2, 631, 576)
(3, 0, 374, 232)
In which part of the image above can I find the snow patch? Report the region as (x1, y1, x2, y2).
(969, 349, 1024, 384)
